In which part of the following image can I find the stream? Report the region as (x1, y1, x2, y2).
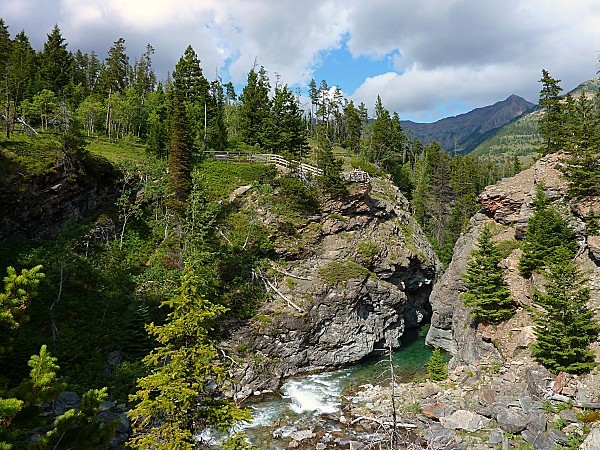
(240, 325, 434, 448)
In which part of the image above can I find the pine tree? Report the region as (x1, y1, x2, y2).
(128, 269, 250, 449)
(518, 185, 577, 278)
(0, 265, 45, 357)
(561, 91, 600, 197)
(239, 66, 271, 147)
(538, 69, 564, 155)
(461, 225, 515, 324)
(39, 24, 72, 95)
(426, 347, 448, 381)
(530, 248, 599, 374)
(167, 92, 192, 212)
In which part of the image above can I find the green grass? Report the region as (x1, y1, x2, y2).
(0, 134, 64, 184)
(197, 159, 277, 200)
(86, 139, 150, 165)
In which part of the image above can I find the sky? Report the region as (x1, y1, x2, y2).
(2, 0, 600, 122)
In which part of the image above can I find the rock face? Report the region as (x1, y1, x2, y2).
(226, 177, 438, 397)
(426, 153, 600, 372)
(426, 154, 600, 408)
(0, 153, 117, 243)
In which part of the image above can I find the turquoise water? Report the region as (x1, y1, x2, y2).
(240, 324, 434, 446)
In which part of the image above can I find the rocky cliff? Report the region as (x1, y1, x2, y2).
(328, 154, 600, 449)
(224, 177, 439, 399)
(0, 151, 118, 242)
(426, 151, 600, 395)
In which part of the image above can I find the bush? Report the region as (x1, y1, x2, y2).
(276, 175, 319, 215)
(318, 260, 371, 285)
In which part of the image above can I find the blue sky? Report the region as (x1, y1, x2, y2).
(2, 0, 600, 122)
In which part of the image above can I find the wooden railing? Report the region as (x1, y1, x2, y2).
(203, 151, 371, 184)
(203, 151, 323, 177)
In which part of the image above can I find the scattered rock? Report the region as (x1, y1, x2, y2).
(439, 409, 490, 432)
(495, 407, 528, 434)
(424, 423, 456, 446)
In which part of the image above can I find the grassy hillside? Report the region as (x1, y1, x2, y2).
(469, 107, 542, 159)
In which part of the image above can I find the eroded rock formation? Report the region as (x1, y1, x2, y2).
(225, 177, 438, 398)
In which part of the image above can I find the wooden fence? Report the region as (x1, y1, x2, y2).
(203, 151, 324, 177)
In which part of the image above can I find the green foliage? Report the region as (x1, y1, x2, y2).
(518, 185, 577, 278)
(128, 269, 251, 448)
(426, 347, 448, 381)
(221, 434, 259, 450)
(197, 159, 277, 201)
(318, 260, 371, 285)
(275, 175, 319, 216)
(530, 249, 599, 374)
(538, 69, 565, 155)
(461, 225, 515, 324)
(37, 387, 118, 449)
(356, 240, 380, 266)
(0, 265, 44, 357)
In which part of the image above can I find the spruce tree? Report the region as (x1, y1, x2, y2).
(39, 24, 72, 95)
(518, 185, 577, 278)
(538, 69, 564, 155)
(167, 92, 192, 213)
(461, 224, 515, 324)
(530, 248, 599, 374)
(128, 269, 250, 449)
(426, 347, 448, 381)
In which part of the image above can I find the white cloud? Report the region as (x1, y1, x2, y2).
(2, 0, 599, 121)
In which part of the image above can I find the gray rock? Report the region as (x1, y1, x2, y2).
(558, 408, 579, 423)
(521, 429, 535, 444)
(316, 444, 326, 450)
(52, 391, 80, 416)
(518, 396, 533, 414)
(487, 429, 503, 447)
(580, 426, 600, 450)
(526, 411, 547, 432)
(439, 410, 490, 432)
(424, 423, 456, 446)
(289, 429, 315, 441)
(496, 408, 528, 434)
(106, 350, 122, 366)
(547, 428, 568, 445)
(532, 432, 560, 450)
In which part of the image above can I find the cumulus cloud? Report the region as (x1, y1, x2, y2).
(1, 0, 599, 121)
(346, 0, 600, 119)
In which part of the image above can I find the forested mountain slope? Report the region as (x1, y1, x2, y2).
(401, 94, 535, 154)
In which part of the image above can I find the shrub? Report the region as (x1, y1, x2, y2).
(318, 260, 371, 285)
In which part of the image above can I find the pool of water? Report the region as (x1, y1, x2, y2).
(240, 325, 434, 446)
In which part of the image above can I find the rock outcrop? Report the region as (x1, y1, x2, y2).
(0, 152, 117, 242)
(426, 152, 600, 396)
(225, 177, 438, 397)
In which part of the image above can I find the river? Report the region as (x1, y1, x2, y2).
(240, 325, 434, 448)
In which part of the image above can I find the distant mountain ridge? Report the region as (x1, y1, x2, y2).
(401, 94, 536, 154)
(470, 77, 600, 159)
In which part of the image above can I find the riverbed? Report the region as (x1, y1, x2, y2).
(241, 325, 434, 447)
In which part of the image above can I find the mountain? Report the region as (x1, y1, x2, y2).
(470, 77, 600, 159)
(468, 106, 542, 158)
(401, 94, 536, 154)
